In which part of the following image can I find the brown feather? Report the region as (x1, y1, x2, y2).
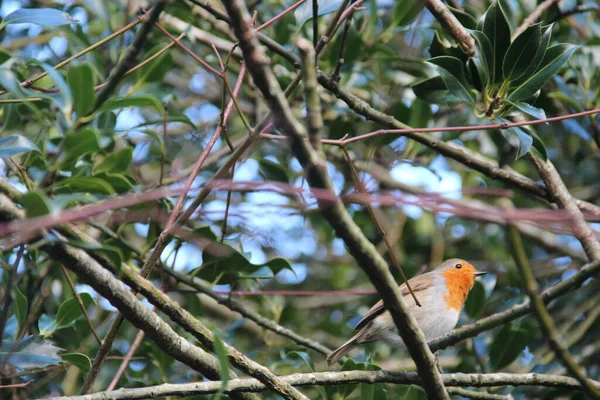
(353, 273, 435, 330)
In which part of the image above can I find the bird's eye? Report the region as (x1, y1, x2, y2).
(455, 263, 462, 269)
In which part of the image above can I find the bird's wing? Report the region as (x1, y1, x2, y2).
(354, 273, 435, 330)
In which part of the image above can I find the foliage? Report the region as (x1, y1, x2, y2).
(0, 0, 599, 399)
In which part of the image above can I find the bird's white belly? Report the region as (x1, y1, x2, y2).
(369, 291, 460, 348)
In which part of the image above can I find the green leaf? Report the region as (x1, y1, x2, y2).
(489, 323, 527, 369)
(503, 100, 547, 120)
(39, 63, 72, 115)
(513, 24, 553, 87)
(2, 8, 77, 27)
(191, 243, 293, 284)
(136, 43, 174, 84)
(54, 176, 116, 195)
(12, 285, 28, 329)
(408, 99, 431, 128)
(62, 128, 100, 165)
(94, 147, 133, 175)
(61, 353, 91, 372)
(508, 44, 578, 102)
(428, 31, 467, 62)
(449, 6, 477, 30)
(469, 30, 493, 87)
(496, 117, 533, 159)
(503, 24, 542, 81)
(464, 280, 486, 318)
(526, 127, 548, 161)
(99, 94, 164, 115)
(428, 56, 475, 104)
(0, 135, 40, 157)
(95, 173, 136, 193)
(0, 336, 62, 370)
(392, 1, 424, 27)
(20, 191, 52, 218)
(55, 293, 95, 330)
(483, 1, 511, 84)
(412, 76, 462, 106)
(212, 334, 230, 398)
(68, 64, 95, 118)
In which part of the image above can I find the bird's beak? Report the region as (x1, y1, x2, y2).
(473, 271, 487, 276)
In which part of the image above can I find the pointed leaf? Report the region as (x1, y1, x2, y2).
(470, 30, 493, 87)
(68, 64, 95, 118)
(99, 94, 164, 115)
(509, 44, 579, 102)
(2, 8, 77, 27)
(503, 24, 542, 81)
(490, 324, 527, 369)
(55, 293, 95, 329)
(20, 191, 51, 218)
(412, 76, 462, 106)
(54, 177, 116, 195)
(0, 135, 40, 157)
(39, 63, 72, 114)
(93, 147, 133, 175)
(504, 100, 547, 120)
(429, 56, 474, 104)
(483, 1, 511, 83)
(12, 286, 28, 329)
(61, 353, 91, 372)
(0, 336, 62, 370)
(63, 128, 100, 165)
(213, 334, 230, 397)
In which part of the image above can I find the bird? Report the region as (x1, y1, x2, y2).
(326, 258, 486, 366)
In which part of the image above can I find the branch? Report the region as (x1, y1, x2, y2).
(316, 73, 600, 217)
(219, 1, 448, 398)
(507, 224, 600, 398)
(49, 371, 600, 399)
(528, 154, 600, 261)
(0, 195, 257, 400)
(422, 0, 475, 55)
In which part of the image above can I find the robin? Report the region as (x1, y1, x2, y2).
(326, 258, 486, 366)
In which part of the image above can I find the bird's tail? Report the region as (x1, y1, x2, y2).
(326, 331, 363, 366)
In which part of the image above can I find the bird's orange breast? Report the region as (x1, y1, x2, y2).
(440, 270, 475, 311)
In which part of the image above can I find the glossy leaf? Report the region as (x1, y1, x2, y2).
(99, 94, 164, 115)
(428, 31, 467, 62)
(191, 243, 293, 284)
(482, 1, 511, 84)
(509, 44, 579, 102)
(61, 353, 91, 372)
(12, 285, 28, 329)
(68, 64, 95, 118)
(20, 191, 52, 218)
(469, 30, 493, 87)
(464, 280, 486, 318)
(0, 336, 62, 370)
(392, 1, 424, 27)
(40, 63, 72, 114)
(63, 128, 100, 165)
(489, 323, 527, 369)
(0, 135, 40, 157)
(54, 176, 116, 195)
(428, 56, 475, 104)
(503, 24, 542, 81)
(412, 76, 463, 106)
(213, 334, 230, 397)
(496, 117, 533, 159)
(94, 147, 133, 175)
(513, 24, 553, 86)
(503, 100, 547, 120)
(2, 8, 77, 27)
(55, 293, 95, 329)
(136, 43, 173, 84)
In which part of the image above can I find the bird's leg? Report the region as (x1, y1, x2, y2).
(434, 351, 443, 373)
